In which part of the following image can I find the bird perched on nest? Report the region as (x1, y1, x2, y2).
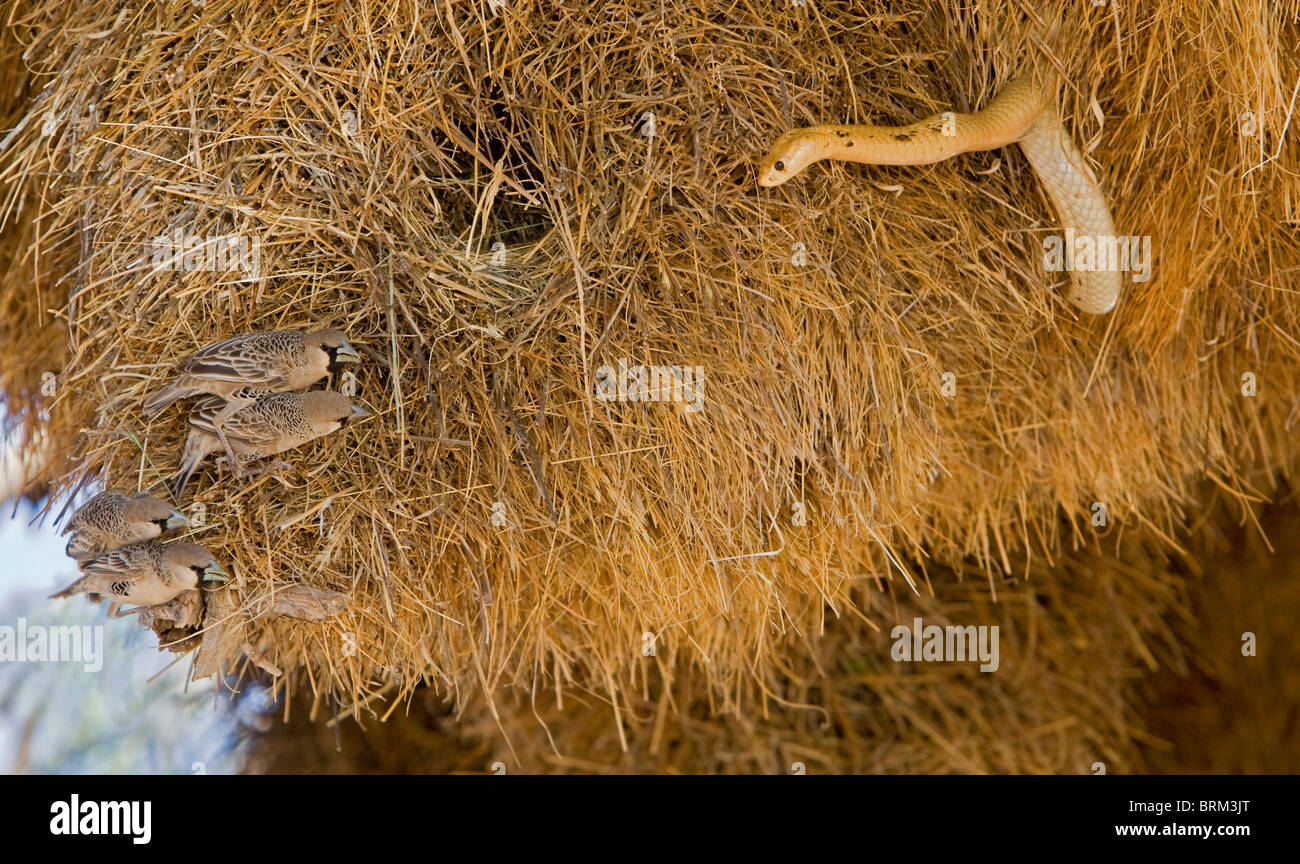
(143, 327, 361, 472)
(50, 540, 228, 616)
(62, 489, 190, 563)
(172, 390, 369, 497)
(142, 328, 361, 417)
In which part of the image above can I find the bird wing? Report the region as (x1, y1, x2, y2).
(65, 531, 103, 561)
(187, 395, 289, 448)
(79, 548, 147, 597)
(80, 546, 137, 577)
(176, 332, 293, 386)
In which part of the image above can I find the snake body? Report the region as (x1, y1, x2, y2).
(758, 73, 1120, 314)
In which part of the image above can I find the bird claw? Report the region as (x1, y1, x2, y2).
(216, 430, 244, 479)
(211, 404, 255, 481)
(244, 459, 294, 485)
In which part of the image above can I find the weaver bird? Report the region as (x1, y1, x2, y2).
(172, 390, 369, 498)
(50, 540, 228, 615)
(143, 329, 361, 417)
(144, 328, 360, 470)
(63, 490, 190, 563)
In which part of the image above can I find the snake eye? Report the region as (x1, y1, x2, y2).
(774, 161, 785, 171)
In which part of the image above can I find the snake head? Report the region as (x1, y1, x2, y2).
(758, 130, 822, 187)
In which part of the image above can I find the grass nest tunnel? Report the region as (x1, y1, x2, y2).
(1, 0, 1298, 771)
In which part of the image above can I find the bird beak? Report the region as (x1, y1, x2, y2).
(203, 560, 230, 584)
(165, 509, 191, 530)
(350, 405, 370, 420)
(335, 342, 362, 364)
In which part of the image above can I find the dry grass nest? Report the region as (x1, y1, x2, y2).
(1, 0, 1298, 767)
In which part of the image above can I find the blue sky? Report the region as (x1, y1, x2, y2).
(0, 489, 253, 773)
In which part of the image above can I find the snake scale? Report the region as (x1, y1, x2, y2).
(758, 71, 1120, 314)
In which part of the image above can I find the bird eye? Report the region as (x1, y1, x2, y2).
(774, 161, 785, 171)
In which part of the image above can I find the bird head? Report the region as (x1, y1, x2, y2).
(163, 542, 229, 587)
(127, 493, 189, 537)
(303, 391, 370, 434)
(307, 328, 362, 372)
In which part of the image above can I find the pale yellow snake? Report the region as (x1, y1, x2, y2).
(758, 72, 1120, 314)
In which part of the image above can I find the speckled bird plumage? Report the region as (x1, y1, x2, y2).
(172, 390, 368, 497)
(142, 328, 359, 417)
(50, 540, 228, 609)
(62, 490, 189, 563)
